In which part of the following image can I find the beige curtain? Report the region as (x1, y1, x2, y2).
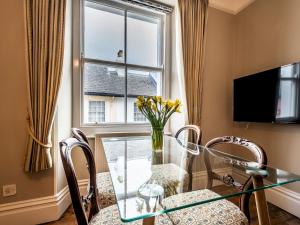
(177, 0, 209, 126)
(24, 0, 66, 172)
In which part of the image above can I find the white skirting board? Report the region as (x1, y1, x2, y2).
(265, 185, 300, 219)
(0, 179, 88, 225)
(193, 168, 300, 219)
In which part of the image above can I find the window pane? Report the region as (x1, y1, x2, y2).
(127, 69, 161, 123)
(83, 63, 125, 123)
(84, 2, 125, 62)
(127, 12, 161, 67)
(133, 103, 147, 122)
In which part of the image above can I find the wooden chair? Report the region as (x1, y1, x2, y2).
(72, 128, 89, 143)
(175, 124, 202, 145)
(71, 128, 116, 208)
(205, 136, 268, 221)
(161, 136, 264, 225)
(175, 125, 202, 191)
(60, 137, 171, 225)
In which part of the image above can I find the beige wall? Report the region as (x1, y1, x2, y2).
(55, 0, 73, 193)
(0, 0, 54, 204)
(201, 7, 235, 144)
(231, 0, 300, 191)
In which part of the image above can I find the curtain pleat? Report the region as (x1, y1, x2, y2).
(24, 0, 66, 172)
(177, 0, 208, 127)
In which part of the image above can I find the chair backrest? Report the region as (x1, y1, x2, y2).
(175, 125, 202, 191)
(175, 124, 202, 145)
(72, 128, 89, 143)
(204, 136, 267, 220)
(60, 137, 99, 225)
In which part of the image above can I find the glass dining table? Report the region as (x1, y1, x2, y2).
(101, 135, 300, 225)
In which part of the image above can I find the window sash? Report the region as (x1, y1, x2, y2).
(81, 0, 165, 125)
(118, 0, 173, 14)
(82, 0, 165, 68)
(82, 58, 163, 72)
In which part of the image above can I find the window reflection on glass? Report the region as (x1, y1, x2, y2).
(276, 64, 300, 121)
(84, 2, 125, 62)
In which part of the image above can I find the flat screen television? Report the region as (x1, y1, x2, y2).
(234, 62, 300, 123)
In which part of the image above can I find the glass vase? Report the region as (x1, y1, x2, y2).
(151, 127, 164, 152)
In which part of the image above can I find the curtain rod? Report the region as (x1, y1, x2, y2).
(119, 0, 173, 13)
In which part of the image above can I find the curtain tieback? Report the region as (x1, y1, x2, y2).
(27, 126, 52, 148)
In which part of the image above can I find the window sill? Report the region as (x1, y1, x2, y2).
(81, 122, 151, 127)
(79, 123, 150, 138)
(79, 124, 171, 139)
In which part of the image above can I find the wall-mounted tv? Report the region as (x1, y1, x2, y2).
(234, 62, 300, 123)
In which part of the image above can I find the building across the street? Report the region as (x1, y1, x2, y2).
(83, 63, 159, 123)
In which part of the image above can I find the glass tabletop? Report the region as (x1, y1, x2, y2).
(101, 135, 300, 222)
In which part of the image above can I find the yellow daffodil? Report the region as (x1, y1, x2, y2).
(152, 104, 157, 112)
(174, 99, 181, 106)
(135, 96, 181, 128)
(157, 96, 162, 104)
(166, 99, 174, 108)
(175, 106, 181, 113)
(137, 96, 145, 102)
(136, 100, 143, 108)
(146, 97, 152, 107)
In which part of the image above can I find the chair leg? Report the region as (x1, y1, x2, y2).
(143, 217, 155, 225)
(240, 177, 253, 222)
(252, 175, 271, 225)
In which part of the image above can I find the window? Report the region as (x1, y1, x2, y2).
(81, 0, 166, 125)
(133, 103, 147, 122)
(276, 64, 300, 120)
(88, 101, 105, 123)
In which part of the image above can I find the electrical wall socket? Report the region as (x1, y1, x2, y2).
(3, 184, 16, 197)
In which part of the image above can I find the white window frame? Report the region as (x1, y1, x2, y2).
(72, 0, 172, 133)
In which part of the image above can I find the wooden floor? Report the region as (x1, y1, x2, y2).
(44, 186, 300, 225)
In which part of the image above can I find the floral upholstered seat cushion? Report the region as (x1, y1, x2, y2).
(95, 172, 116, 208)
(89, 204, 172, 225)
(86, 172, 116, 208)
(151, 163, 189, 196)
(162, 189, 248, 225)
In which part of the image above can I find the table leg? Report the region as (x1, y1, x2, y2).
(252, 175, 271, 225)
(143, 217, 155, 225)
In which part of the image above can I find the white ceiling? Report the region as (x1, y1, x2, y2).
(209, 0, 256, 15)
(158, 0, 256, 15)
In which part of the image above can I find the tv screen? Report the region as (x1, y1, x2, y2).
(234, 62, 300, 123)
